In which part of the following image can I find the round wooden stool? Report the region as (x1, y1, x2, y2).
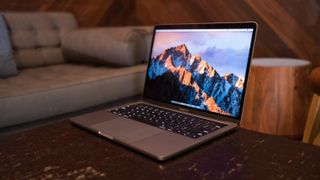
(241, 58, 312, 139)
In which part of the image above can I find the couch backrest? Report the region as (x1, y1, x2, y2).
(3, 12, 78, 69)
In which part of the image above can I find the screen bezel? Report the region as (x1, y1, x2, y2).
(143, 22, 257, 122)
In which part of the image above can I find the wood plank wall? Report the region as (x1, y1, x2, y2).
(1, 0, 319, 68)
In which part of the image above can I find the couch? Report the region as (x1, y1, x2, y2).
(0, 12, 153, 128)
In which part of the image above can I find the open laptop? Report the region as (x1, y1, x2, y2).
(70, 22, 257, 161)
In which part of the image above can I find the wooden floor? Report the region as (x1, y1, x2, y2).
(1, 0, 319, 67)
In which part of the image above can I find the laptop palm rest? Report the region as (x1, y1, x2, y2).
(91, 118, 164, 142)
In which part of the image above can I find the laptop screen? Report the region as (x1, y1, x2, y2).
(144, 23, 256, 120)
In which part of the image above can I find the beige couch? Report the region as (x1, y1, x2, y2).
(0, 12, 153, 128)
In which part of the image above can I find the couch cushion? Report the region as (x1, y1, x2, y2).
(62, 26, 153, 66)
(0, 13, 18, 78)
(3, 12, 78, 69)
(14, 48, 65, 68)
(0, 63, 147, 128)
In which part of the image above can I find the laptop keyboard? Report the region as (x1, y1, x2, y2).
(109, 103, 226, 139)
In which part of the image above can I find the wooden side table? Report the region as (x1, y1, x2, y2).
(241, 58, 312, 139)
(303, 67, 320, 145)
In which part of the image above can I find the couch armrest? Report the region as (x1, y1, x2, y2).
(62, 26, 153, 66)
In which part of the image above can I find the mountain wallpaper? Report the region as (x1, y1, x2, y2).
(145, 44, 245, 117)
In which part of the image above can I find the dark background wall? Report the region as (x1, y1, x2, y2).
(1, 0, 319, 68)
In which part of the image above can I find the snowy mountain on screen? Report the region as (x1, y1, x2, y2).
(146, 44, 244, 117)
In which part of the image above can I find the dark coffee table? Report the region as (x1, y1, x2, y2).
(1, 97, 320, 179)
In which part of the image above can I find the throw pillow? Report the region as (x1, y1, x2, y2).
(0, 13, 18, 78)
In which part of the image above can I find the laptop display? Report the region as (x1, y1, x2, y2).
(144, 25, 255, 119)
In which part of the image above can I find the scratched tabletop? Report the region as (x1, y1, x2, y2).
(1, 119, 320, 180)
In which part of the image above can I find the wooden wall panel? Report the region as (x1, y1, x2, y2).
(0, 0, 319, 67)
(245, 0, 320, 68)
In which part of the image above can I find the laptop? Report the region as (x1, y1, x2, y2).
(70, 22, 257, 161)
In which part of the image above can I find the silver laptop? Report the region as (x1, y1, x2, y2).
(70, 22, 257, 161)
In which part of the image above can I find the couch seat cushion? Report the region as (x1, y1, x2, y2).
(0, 63, 147, 128)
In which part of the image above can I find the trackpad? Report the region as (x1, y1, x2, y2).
(91, 118, 164, 142)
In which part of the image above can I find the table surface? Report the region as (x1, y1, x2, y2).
(1, 100, 320, 179)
